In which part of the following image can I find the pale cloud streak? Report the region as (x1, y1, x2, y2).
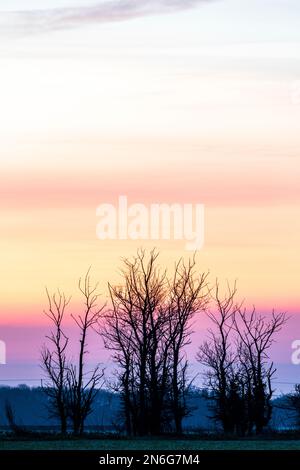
(0, 0, 213, 37)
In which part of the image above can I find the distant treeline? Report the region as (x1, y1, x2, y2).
(0, 385, 295, 432)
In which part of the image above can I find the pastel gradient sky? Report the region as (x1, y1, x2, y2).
(0, 0, 300, 388)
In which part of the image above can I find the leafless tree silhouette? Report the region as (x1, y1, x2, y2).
(167, 257, 209, 434)
(197, 281, 287, 435)
(41, 289, 70, 434)
(41, 271, 105, 435)
(4, 400, 27, 436)
(101, 249, 208, 435)
(67, 270, 105, 435)
(102, 249, 166, 435)
(235, 307, 287, 434)
(197, 281, 241, 433)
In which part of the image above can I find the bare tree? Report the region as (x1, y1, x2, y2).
(197, 281, 241, 434)
(198, 280, 287, 436)
(67, 270, 105, 435)
(167, 257, 209, 434)
(5, 400, 27, 436)
(42, 271, 105, 436)
(41, 289, 70, 434)
(102, 249, 167, 436)
(102, 249, 208, 436)
(235, 308, 287, 434)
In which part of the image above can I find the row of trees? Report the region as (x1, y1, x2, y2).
(42, 249, 287, 436)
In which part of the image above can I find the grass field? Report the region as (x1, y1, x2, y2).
(0, 439, 300, 450)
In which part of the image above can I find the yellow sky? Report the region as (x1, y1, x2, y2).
(0, 0, 300, 325)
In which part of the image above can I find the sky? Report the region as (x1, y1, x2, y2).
(0, 0, 300, 389)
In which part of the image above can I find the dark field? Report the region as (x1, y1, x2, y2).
(0, 439, 300, 450)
